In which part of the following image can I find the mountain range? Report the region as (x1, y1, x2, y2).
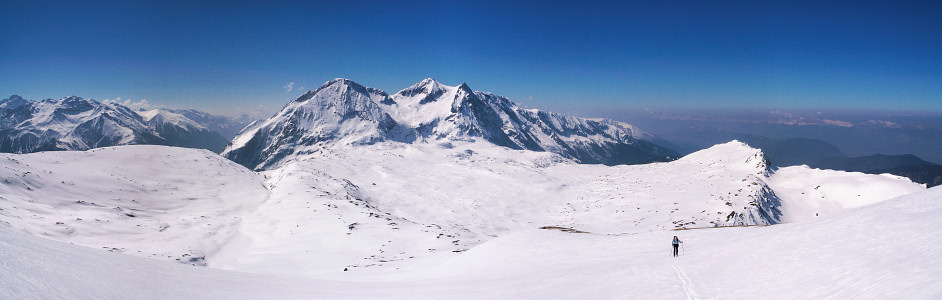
(0, 95, 244, 153)
(223, 78, 678, 170)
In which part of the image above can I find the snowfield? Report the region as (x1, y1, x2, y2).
(0, 141, 936, 298)
(2, 186, 939, 299)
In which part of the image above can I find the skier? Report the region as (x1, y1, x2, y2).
(672, 236, 683, 257)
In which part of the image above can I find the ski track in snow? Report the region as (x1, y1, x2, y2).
(672, 259, 699, 300)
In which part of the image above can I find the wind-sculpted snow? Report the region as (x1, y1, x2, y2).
(223, 78, 677, 170)
(0, 95, 229, 153)
(0, 141, 925, 280)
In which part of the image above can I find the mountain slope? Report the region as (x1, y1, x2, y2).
(0, 146, 269, 263)
(223, 78, 677, 170)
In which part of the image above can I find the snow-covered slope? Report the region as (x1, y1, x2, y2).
(0, 141, 925, 280)
(0, 95, 230, 153)
(768, 165, 923, 222)
(222, 78, 677, 170)
(0, 145, 268, 263)
(3, 184, 939, 299)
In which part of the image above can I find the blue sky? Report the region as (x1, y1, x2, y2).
(2, 0, 940, 117)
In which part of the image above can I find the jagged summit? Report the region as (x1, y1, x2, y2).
(223, 78, 678, 170)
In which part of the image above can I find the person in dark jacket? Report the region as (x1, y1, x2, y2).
(672, 236, 683, 257)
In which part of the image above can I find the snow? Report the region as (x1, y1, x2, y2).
(2, 185, 940, 299)
(0, 146, 268, 263)
(1, 139, 927, 278)
(768, 165, 925, 222)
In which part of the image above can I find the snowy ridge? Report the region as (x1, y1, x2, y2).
(223, 78, 677, 170)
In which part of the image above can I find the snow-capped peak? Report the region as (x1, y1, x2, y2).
(224, 78, 678, 170)
(222, 78, 412, 170)
(396, 78, 446, 98)
(299, 78, 391, 102)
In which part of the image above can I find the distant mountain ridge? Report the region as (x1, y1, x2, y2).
(736, 136, 847, 167)
(164, 108, 255, 140)
(814, 154, 932, 172)
(137, 108, 231, 153)
(813, 154, 942, 187)
(0, 95, 231, 153)
(223, 78, 678, 170)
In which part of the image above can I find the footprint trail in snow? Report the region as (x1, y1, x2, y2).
(672, 259, 700, 300)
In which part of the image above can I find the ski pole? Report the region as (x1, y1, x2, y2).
(682, 244, 686, 255)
